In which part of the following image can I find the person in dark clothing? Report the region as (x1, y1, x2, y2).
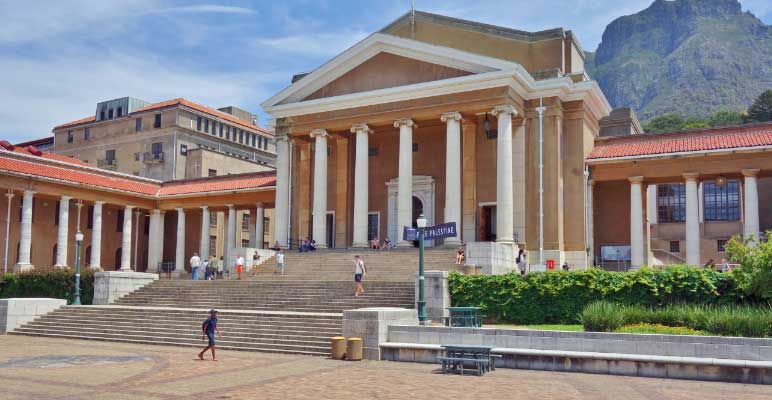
(198, 309, 221, 361)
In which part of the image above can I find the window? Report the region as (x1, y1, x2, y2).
(153, 113, 161, 128)
(117, 210, 124, 232)
(105, 149, 116, 162)
(209, 213, 217, 227)
(134, 152, 140, 161)
(144, 217, 150, 235)
(212, 121, 217, 135)
(263, 217, 270, 234)
(239, 130, 244, 143)
(204, 119, 209, 133)
(54, 201, 60, 225)
(257, 136, 262, 148)
(84, 128, 90, 140)
(704, 180, 740, 221)
(717, 239, 728, 252)
(67, 131, 73, 143)
(151, 142, 163, 156)
(670, 241, 680, 253)
(180, 144, 188, 155)
(99, 110, 105, 120)
(117, 107, 123, 117)
(242, 214, 249, 231)
(251, 134, 256, 147)
(208, 169, 217, 177)
(108, 109, 114, 119)
(196, 116, 202, 131)
(657, 184, 686, 223)
(241, 239, 250, 247)
(226, 126, 231, 140)
(209, 235, 217, 256)
(87, 205, 93, 229)
(219, 123, 223, 137)
(135, 118, 142, 132)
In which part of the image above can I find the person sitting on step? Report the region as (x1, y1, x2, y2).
(380, 237, 394, 251)
(455, 247, 465, 265)
(370, 237, 379, 251)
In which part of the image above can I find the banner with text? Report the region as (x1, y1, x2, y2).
(402, 222, 457, 241)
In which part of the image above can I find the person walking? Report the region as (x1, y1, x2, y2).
(354, 255, 367, 297)
(251, 252, 261, 276)
(274, 249, 285, 275)
(216, 256, 224, 279)
(190, 252, 201, 281)
(517, 249, 527, 276)
(235, 254, 245, 280)
(198, 309, 221, 361)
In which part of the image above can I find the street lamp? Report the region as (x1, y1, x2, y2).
(73, 231, 84, 305)
(416, 213, 427, 324)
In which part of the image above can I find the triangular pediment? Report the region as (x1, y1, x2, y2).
(263, 33, 520, 108)
(303, 52, 473, 101)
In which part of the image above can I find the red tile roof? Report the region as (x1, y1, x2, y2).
(13, 147, 91, 167)
(0, 150, 276, 198)
(588, 123, 772, 160)
(53, 98, 273, 135)
(158, 172, 276, 196)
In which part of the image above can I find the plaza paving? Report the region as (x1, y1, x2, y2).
(1, 335, 771, 400)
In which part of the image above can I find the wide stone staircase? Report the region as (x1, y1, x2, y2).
(9, 248, 461, 356)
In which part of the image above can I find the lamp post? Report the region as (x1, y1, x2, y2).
(73, 201, 83, 305)
(416, 213, 427, 324)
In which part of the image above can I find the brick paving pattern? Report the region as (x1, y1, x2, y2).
(1, 335, 771, 399)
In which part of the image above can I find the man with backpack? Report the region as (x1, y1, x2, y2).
(354, 255, 367, 297)
(198, 309, 221, 361)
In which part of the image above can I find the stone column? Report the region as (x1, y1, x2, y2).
(120, 205, 135, 271)
(254, 203, 264, 249)
(147, 209, 161, 272)
(441, 112, 462, 246)
(90, 201, 104, 270)
(647, 184, 658, 225)
(175, 208, 185, 274)
(587, 179, 595, 266)
(492, 105, 516, 243)
(14, 190, 35, 272)
(395, 118, 416, 247)
(310, 128, 329, 248)
(629, 176, 644, 268)
(226, 204, 236, 265)
(351, 123, 371, 248)
(54, 196, 71, 268)
(274, 134, 290, 247)
(684, 173, 700, 266)
(199, 206, 210, 261)
(743, 169, 760, 240)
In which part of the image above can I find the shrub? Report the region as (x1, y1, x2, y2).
(580, 301, 772, 337)
(616, 323, 704, 336)
(724, 232, 772, 301)
(447, 266, 739, 324)
(0, 269, 95, 305)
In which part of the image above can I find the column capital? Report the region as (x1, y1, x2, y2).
(124, 205, 136, 210)
(152, 208, 161, 214)
(309, 128, 328, 138)
(491, 104, 517, 118)
(742, 168, 760, 177)
(22, 190, 36, 196)
(588, 179, 595, 187)
(4, 191, 14, 199)
(225, 204, 235, 210)
(200, 205, 209, 210)
(175, 207, 184, 212)
(682, 172, 700, 182)
(628, 176, 644, 184)
(60, 195, 72, 201)
(440, 111, 463, 123)
(94, 200, 105, 205)
(393, 118, 417, 129)
(350, 123, 372, 134)
(256, 202, 264, 209)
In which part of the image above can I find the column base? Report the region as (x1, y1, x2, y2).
(495, 238, 514, 244)
(396, 241, 414, 248)
(88, 265, 102, 271)
(54, 264, 69, 269)
(442, 239, 462, 247)
(351, 242, 369, 248)
(13, 263, 34, 273)
(118, 267, 133, 272)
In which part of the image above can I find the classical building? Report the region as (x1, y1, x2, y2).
(589, 121, 772, 269)
(0, 143, 275, 273)
(263, 11, 610, 269)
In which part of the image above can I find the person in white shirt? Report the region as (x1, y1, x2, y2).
(354, 255, 367, 297)
(190, 253, 201, 281)
(235, 254, 245, 280)
(274, 249, 285, 275)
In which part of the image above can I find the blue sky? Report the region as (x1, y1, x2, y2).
(1, 0, 771, 142)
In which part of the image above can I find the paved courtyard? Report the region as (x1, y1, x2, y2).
(1, 335, 771, 400)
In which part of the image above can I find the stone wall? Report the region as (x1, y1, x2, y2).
(93, 271, 158, 305)
(342, 307, 417, 360)
(0, 298, 66, 333)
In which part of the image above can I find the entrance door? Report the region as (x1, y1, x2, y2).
(367, 213, 379, 241)
(480, 205, 496, 242)
(326, 213, 335, 248)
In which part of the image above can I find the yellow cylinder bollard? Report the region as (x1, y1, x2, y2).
(346, 337, 363, 361)
(330, 336, 346, 360)
(464, 264, 476, 275)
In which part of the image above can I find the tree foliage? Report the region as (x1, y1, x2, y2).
(746, 89, 772, 123)
(724, 231, 772, 301)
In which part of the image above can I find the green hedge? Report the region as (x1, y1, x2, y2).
(0, 269, 95, 305)
(581, 301, 772, 337)
(448, 267, 739, 324)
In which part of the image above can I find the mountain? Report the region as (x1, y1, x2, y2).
(586, 0, 772, 121)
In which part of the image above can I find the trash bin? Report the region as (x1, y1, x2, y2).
(330, 336, 346, 360)
(346, 337, 363, 361)
(463, 264, 476, 275)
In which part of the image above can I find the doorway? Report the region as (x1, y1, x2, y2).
(326, 212, 335, 248)
(480, 205, 496, 242)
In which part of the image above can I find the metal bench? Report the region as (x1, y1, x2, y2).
(439, 344, 495, 376)
(436, 356, 490, 376)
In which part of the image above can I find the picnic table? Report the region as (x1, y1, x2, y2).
(445, 307, 483, 328)
(437, 344, 499, 376)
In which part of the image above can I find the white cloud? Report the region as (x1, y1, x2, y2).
(146, 4, 256, 15)
(255, 30, 369, 58)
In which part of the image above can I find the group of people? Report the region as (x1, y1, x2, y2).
(369, 237, 395, 251)
(188, 249, 287, 280)
(704, 258, 732, 272)
(298, 237, 317, 252)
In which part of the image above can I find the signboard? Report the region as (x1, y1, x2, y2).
(600, 245, 631, 261)
(402, 222, 458, 241)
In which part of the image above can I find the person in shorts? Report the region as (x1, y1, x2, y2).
(235, 254, 245, 280)
(354, 255, 366, 297)
(198, 309, 221, 361)
(274, 249, 285, 275)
